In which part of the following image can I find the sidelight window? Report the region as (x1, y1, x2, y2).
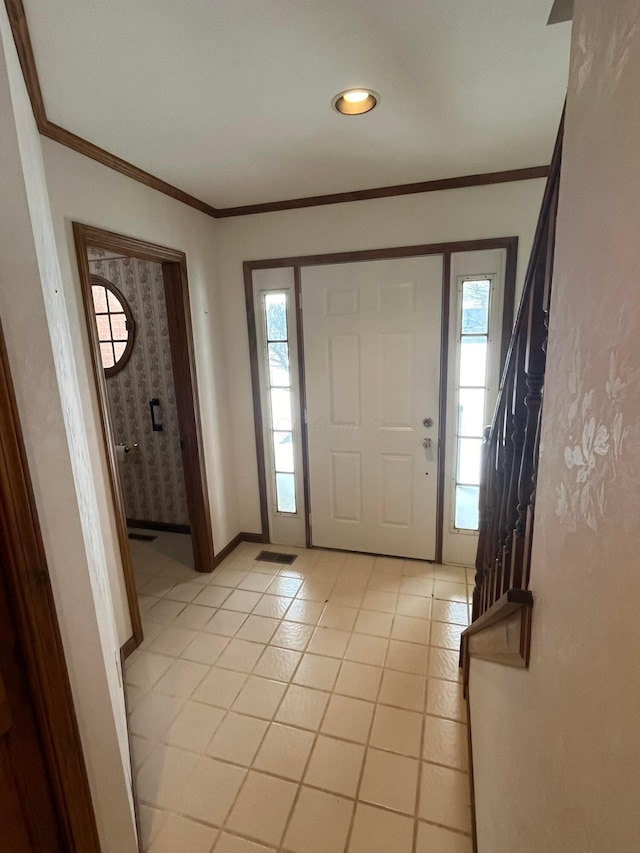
(453, 278, 492, 530)
(263, 292, 297, 513)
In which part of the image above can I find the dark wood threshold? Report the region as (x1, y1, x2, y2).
(460, 589, 534, 695)
(126, 518, 191, 535)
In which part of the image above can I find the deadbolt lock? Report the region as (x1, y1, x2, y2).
(423, 417, 434, 428)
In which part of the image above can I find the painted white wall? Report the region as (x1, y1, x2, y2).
(215, 179, 546, 534)
(41, 137, 239, 640)
(469, 1, 640, 850)
(0, 8, 137, 850)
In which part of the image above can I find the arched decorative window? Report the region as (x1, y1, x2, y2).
(90, 275, 135, 376)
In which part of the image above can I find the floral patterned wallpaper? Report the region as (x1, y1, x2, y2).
(88, 247, 189, 526)
(555, 327, 631, 532)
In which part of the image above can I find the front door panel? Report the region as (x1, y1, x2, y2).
(302, 256, 443, 559)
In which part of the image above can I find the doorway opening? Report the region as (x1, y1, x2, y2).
(73, 224, 215, 657)
(245, 238, 517, 567)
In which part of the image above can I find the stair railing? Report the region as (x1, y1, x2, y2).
(472, 116, 563, 623)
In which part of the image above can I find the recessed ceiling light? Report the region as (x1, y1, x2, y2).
(332, 88, 379, 116)
(343, 90, 369, 104)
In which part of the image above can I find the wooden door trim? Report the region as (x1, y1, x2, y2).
(161, 259, 216, 575)
(435, 253, 452, 562)
(244, 237, 517, 271)
(73, 224, 215, 657)
(0, 317, 100, 850)
(245, 237, 518, 560)
(243, 263, 270, 544)
(293, 267, 312, 548)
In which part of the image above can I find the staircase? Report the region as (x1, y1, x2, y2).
(461, 115, 563, 673)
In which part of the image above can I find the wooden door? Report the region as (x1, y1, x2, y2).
(0, 549, 64, 851)
(0, 315, 99, 851)
(302, 255, 443, 559)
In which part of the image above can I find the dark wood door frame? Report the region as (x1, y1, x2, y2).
(244, 236, 518, 563)
(0, 317, 100, 850)
(73, 223, 216, 657)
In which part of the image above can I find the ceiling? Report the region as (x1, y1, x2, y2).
(24, 0, 571, 208)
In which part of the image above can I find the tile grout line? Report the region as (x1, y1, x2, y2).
(133, 710, 471, 784)
(142, 560, 468, 633)
(129, 644, 465, 723)
(271, 596, 340, 853)
(129, 622, 467, 751)
(413, 618, 433, 853)
(144, 587, 467, 648)
(136, 793, 473, 853)
(130, 545, 472, 851)
(218, 587, 333, 851)
(341, 610, 394, 853)
(274, 721, 331, 850)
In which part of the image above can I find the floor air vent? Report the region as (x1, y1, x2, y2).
(256, 550, 297, 565)
(128, 532, 157, 542)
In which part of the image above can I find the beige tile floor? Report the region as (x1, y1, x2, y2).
(125, 532, 473, 853)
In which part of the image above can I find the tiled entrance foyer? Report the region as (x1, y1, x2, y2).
(125, 535, 473, 853)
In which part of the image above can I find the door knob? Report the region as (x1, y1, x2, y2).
(423, 417, 434, 428)
(422, 437, 432, 449)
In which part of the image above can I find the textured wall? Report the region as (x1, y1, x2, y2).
(88, 248, 188, 526)
(470, 1, 640, 850)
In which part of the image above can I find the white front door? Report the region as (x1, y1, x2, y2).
(301, 256, 443, 559)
